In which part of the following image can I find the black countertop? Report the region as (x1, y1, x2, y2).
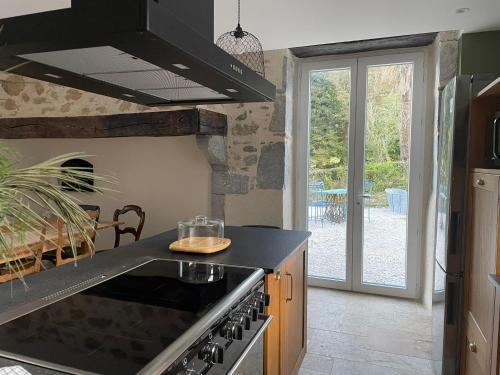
(0, 226, 309, 373)
(132, 226, 310, 273)
(0, 226, 310, 315)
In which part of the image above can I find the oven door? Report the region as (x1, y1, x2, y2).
(210, 315, 272, 375)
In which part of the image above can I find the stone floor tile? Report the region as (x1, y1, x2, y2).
(298, 368, 330, 375)
(301, 288, 434, 374)
(331, 358, 418, 375)
(301, 353, 335, 373)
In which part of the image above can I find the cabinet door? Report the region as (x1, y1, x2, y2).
(465, 173, 499, 374)
(464, 313, 488, 375)
(264, 271, 281, 375)
(281, 245, 307, 375)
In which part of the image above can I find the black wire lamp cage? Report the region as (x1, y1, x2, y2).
(216, 0, 266, 78)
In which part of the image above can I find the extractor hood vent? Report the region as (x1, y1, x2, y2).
(0, 0, 275, 106)
(20, 46, 230, 102)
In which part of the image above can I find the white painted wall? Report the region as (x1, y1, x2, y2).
(5, 137, 211, 250)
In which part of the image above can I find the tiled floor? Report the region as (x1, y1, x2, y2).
(300, 287, 435, 375)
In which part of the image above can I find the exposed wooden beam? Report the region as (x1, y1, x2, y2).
(291, 33, 438, 58)
(0, 109, 227, 139)
(197, 109, 228, 136)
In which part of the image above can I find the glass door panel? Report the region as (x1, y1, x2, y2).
(361, 63, 413, 288)
(305, 60, 356, 288)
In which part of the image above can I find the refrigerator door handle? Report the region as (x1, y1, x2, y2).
(448, 212, 461, 256)
(446, 280, 456, 325)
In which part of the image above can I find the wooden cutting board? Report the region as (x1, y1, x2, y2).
(169, 237, 231, 254)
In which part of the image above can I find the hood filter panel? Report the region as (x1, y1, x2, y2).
(19, 46, 228, 102)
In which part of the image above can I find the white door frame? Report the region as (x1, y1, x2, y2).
(296, 51, 425, 299)
(352, 53, 424, 298)
(297, 58, 358, 291)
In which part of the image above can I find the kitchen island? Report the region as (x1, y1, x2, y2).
(0, 226, 310, 375)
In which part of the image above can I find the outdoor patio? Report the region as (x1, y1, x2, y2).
(308, 207, 407, 287)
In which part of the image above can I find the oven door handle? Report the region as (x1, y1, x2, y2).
(226, 315, 273, 375)
(494, 116, 500, 159)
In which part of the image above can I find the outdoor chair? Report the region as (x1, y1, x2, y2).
(308, 181, 327, 224)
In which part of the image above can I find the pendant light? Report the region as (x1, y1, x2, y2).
(216, 0, 265, 77)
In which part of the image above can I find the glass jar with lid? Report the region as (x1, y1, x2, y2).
(177, 215, 224, 245)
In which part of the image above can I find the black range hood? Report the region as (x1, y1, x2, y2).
(0, 0, 276, 106)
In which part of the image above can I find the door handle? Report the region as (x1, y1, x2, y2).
(357, 194, 371, 205)
(468, 342, 477, 353)
(285, 273, 293, 302)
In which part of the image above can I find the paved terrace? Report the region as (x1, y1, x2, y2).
(308, 207, 407, 287)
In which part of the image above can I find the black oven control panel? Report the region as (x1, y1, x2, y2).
(166, 283, 270, 375)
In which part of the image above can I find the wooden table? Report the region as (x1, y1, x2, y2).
(0, 220, 123, 266)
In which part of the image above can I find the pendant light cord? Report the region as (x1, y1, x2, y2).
(238, 0, 241, 25)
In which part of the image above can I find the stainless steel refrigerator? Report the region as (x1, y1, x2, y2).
(432, 74, 497, 375)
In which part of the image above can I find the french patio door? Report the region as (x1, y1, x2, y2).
(298, 52, 424, 298)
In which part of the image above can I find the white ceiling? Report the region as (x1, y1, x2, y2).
(1, 0, 499, 51)
(215, 0, 500, 50)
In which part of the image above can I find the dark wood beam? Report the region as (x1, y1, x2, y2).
(0, 109, 227, 139)
(197, 109, 228, 136)
(291, 33, 438, 58)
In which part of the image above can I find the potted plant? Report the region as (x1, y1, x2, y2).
(0, 147, 111, 282)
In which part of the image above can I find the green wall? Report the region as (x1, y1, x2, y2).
(459, 30, 500, 75)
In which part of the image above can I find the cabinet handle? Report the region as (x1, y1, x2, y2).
(476, 179, 485, 186)
(274, 271, 281, 280)
(468, 342, 477, 353)
(285, 273, 293, 302)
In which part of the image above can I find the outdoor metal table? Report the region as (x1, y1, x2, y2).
(320, 188, 347, 223)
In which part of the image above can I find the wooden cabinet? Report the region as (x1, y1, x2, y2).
(464, 170, 500, 374)
(264, 242, 307, 375)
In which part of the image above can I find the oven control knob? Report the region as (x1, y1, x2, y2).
(178, 369, 200, 375)
(250, 306, 259, 321)
(221, 321, 243, 340)
(199, 342, 224, 364)
(250, 298, 265, 314)
(242, 305, 259, 321)
(232, 313, 251, 330)
(256, 292, 271, 307)
(254, 298, 265, 313)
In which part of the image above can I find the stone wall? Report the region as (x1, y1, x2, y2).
(0, 48, 296, 231)
(0, 72, 161, 117)
(203, 49, 295, 228)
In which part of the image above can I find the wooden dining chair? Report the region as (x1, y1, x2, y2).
(0, 225, 47, 283)
(78, 205, 100, 243)
(113, 205, 146, 247)
(55, 210, 99, 266)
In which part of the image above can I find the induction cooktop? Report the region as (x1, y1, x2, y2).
(0, 260, 258, 375)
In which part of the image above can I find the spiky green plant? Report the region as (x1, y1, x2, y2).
(0, 147, 113, 282)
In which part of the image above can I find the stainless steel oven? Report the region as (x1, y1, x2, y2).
(0, 260, 271, 375)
